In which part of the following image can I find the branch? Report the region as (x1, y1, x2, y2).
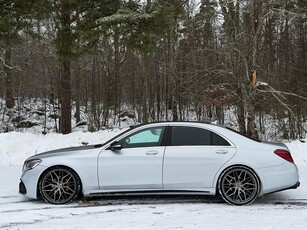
(257, 85, 306, 135)
(0, 56, 14, 70)
(256, 89, 307, 101)
(232, 48, 249, 81)
(267, 89, 296, 117)
(272, 8, 307, 18)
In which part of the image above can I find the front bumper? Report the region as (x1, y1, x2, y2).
(19, 180, 27, 194)
(19, 165, 47, 199)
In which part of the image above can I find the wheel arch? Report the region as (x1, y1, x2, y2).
(214, 164, 263, 196)
(36, 165, 83, 199)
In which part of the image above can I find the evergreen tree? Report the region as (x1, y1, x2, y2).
(0, 0, 36, 108)
(33, 0, 122, 134)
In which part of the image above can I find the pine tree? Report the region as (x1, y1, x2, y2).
(0, 0, 35, 108)
(32, 0, 122, 134)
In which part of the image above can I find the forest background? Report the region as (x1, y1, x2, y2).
(0, 0, 306, 140)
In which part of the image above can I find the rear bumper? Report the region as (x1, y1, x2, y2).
(267, 181, 301, 194)
(266, 181, 300, 195)
(257, 162, 299, 195)
(292, 181, 300, 189)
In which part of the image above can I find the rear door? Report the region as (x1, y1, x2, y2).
(163, 126, 236, 188)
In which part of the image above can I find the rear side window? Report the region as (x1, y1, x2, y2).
(212, 132, 230, 145)
(171, 126, 230, 146)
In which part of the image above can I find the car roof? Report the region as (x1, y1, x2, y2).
(130, 121, 261, 143)
(130, 121, 221, 128)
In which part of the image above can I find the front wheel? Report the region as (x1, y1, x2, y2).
(39, 166, 81, 204)
(218, 166, 260, 205)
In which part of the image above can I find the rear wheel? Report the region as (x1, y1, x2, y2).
(218, 166, 260, 205)
(39, 166, 81, 204)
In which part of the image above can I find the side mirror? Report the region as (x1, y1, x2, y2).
(110, 141, 123, 151)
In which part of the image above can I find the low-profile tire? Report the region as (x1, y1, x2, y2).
(39, 166, 81, 205)
(218, 166, 260, 205)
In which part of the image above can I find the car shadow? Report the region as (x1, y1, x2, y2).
(77, 193, 307, 207)
(78, 195, 225, 206)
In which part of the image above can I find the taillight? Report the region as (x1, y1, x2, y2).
(274, 149, 294, 163)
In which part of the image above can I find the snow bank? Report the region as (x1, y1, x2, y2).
(0, 129, 126, 166)
(0, 130, 306, 166)
(286, 140, 307, 165)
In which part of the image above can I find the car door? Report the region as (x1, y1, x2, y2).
(163, 126, 236, 189)
(98, 126, 166, 190)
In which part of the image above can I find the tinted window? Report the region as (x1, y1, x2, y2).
(212, 132, 230, 145)
(172, 126, 230, 146)
(120, 127, 165, 148)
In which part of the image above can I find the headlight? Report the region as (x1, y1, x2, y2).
(22, 159, 42, 172)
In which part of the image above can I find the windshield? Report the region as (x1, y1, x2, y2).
(102, 125, 141, 146)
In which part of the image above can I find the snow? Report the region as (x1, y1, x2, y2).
(0, 131, 307, 229)
(0, 129, 127, 166)
(286, 140, 307, 166)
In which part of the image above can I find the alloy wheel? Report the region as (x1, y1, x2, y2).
(219, 166, 260, 205)
(39, 167, 81, 204)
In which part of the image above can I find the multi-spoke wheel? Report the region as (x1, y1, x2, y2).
(39, 167, 81, 205)
(218, 166, 260, 205)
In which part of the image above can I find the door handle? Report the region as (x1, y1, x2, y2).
(145, 150, 159, 155)
(215, 150, 228, 154)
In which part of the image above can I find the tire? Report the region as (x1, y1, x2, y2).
(218, 166, 260, 205)
(39, 166, 81, 205)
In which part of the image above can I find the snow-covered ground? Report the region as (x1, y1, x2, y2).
(0, 129, 127, 166)
(0, 131, 307, 229)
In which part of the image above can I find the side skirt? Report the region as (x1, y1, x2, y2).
(88, 190, 211, 197)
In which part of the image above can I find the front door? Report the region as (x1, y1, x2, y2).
(98, 127, 166, 190)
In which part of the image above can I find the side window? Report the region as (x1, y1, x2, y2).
(120, 127, 165, 148)
(172, 127, 210, 146)
(171, 126, 230, 146)
(212, 132, 230, 146)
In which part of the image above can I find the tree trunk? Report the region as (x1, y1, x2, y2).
(75, 75, 81, 124)
(246, 0, 259, 139)
(59, 0, 72, 134)
(4, 47, 15, 109)
(237, 88, 246, 134)
(59, 59, 72, 134)
(114, 28, 121, 124)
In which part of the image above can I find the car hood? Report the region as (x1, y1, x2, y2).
(27, 144, 104, 160)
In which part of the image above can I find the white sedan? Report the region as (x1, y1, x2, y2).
(19, 122, 300, 205)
